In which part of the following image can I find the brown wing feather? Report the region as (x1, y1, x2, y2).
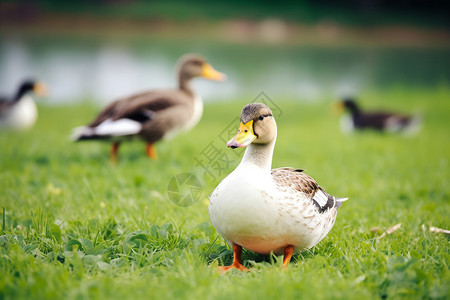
(89, 89, 192, 127)
(0, 99, 13, 114)
(271, 167, 319, 198)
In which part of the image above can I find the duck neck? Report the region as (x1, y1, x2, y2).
(178, 74, 194, 97)
(14, 85, 32, 102)
(347, 105, 361, 118)
(240, 138, 276, 171)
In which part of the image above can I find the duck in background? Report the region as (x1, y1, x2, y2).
(72, 54, 226, 162)
(0, 79, 48, 130)
(209, 103, 347, 271)
(339, 98, 421, 135)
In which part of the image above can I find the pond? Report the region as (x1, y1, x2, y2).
(1, 35, 449, 104)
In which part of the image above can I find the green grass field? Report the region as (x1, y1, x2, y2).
(1, 87, 449, 299)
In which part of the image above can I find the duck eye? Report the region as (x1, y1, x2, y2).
(259, 115, 264, 121)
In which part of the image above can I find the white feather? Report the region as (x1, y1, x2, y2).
(313, 189, 329, 207)
(0, 96, 37, 130)
(70, 126, 91, 140)
(94, 118, 142, 136)
(71, 118, 142, 140)
(339, 114, 354, 134)
(336, 197, 349, 202)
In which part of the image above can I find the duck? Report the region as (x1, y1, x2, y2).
(72, 54, 226, 162)
(209, 103, 348, 271)
(0, 79, 47, 130)
(339, 98, 421, 134)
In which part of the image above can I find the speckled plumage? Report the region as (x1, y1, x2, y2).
(209, 103, 347, 257)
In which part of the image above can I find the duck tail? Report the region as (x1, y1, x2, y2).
(334, 197, 349, 209)
(403, 112, 422, 136)
(70, 118, 143, 141)
(70, 126, 97, 141)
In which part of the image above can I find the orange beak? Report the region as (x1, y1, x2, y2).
(33, 82, 48, 97)
(201, 63, 227, 81)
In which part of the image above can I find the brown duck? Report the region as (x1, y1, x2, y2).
(73, 54, 226, 161)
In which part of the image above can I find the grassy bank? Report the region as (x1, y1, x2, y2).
(0, 87, 449, 299)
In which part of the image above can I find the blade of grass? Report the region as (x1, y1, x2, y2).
(2, 205, 5, 233)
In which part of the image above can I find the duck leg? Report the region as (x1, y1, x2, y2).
(282, 245, 294, 269)
(218, 244, 249, 272)
(110, 142, 120, 163)
(146, 143, 158, 160)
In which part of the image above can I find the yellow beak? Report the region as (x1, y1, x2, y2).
(227, 120, 257, 148)
(33, 82, 48, 97)
(201, 63, 227, 81)
(331, 101, 345, 115)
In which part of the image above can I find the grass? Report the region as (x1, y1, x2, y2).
(0, 87, 449, 299)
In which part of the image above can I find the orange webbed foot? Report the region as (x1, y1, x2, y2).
(218, 263, 250, 273)
(282, 245, 294, 270)
(110, 142, 120, 164)
(218, 244, 250, 273)
(146, 143, 158, 160)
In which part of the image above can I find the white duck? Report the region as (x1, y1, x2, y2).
(0, 80, 47, 130)
(209, 103, 348, 271)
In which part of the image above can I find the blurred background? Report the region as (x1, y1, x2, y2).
(0, 0, 449, 104)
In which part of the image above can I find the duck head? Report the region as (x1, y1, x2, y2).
(15, 80, 48, 101)
(227, 103, 276, 148)
(341, 98, 360, 114)
(177, 54, 226, 83)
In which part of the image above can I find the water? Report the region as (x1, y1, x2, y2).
(1, 35, 449, 104)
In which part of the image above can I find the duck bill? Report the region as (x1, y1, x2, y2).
(201, 63, 227, 81)
(227, 120, 257, 149)
(331, 101, 344, 115)
(34, 82, 48, 97)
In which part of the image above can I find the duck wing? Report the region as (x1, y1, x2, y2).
(73, 89, 194, 141)
(0, 97, 13, 114)
(355, 111, 393, 129)
(271, 167, 347, 213)
(357, 111, 417, 131)
(89, 89, 190, 127)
